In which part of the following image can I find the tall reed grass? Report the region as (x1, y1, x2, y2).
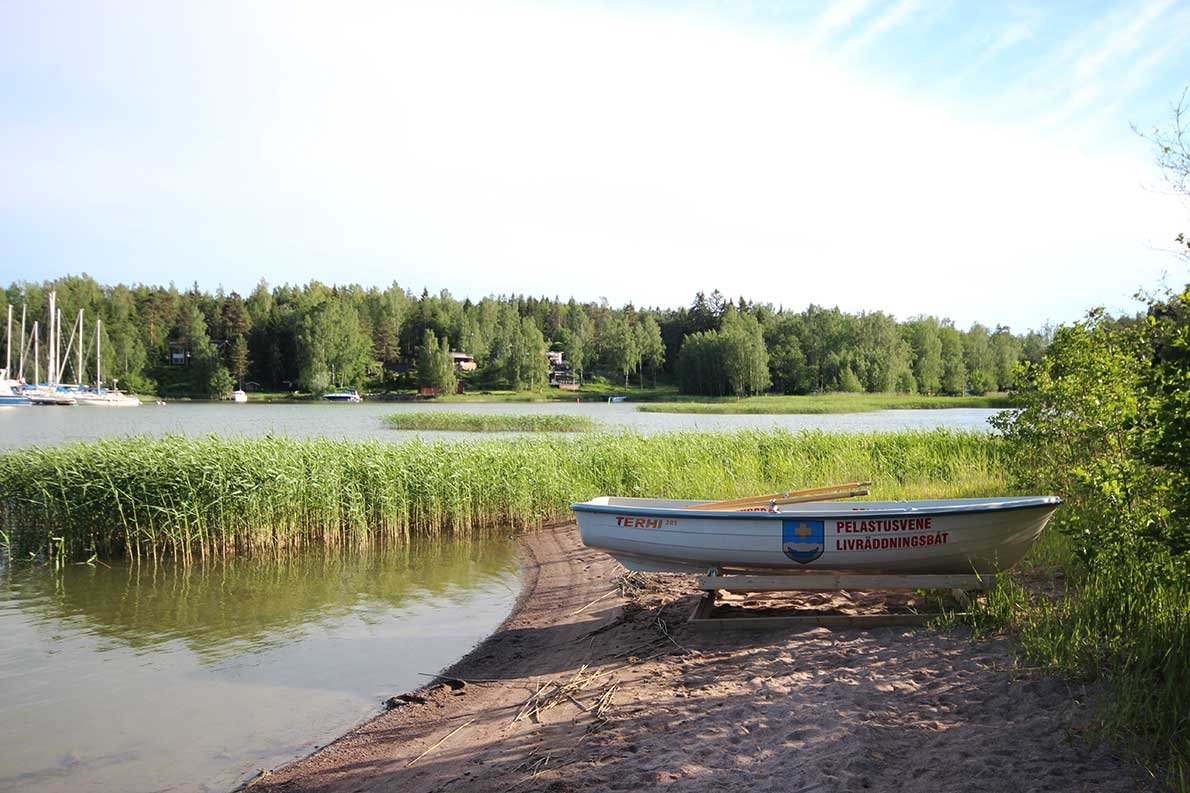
(0, 429, 1006, 562)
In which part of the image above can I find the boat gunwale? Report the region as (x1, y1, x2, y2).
(570, 496, 1063, 521)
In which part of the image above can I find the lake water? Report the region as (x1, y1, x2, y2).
(0, 400, 998, 792)
(0, 401, 1000, 449)
(0, 539, 518, 793)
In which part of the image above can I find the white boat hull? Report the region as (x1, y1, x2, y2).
(28, 391, 77, 406)
(0, 379, 30, 406)
(571, 496, 1061, 575)
(322, 390, 362, 402)
(75, 392, 140, 407)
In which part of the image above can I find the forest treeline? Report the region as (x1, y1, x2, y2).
(1, 276, 1049, 397)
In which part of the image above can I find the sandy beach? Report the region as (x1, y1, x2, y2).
(252, 525, 1155, 793)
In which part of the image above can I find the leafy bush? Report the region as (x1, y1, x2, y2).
(990, 308, 1160, 564)
(989, 289, 1190, 782)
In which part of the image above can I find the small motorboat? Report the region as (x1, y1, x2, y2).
(322, 388, 363, 403)
(571, 494, 1061, 575)
(230, 390, 248, 403)
(28, 390, 77, 406)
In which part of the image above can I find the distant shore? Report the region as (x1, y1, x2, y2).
(251, 525, 1151, 793)
(638, 392, 1012, 414)
(158, 389, 1011, 413)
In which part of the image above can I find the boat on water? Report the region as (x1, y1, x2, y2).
(230, 390, 248, 403)
(571, 495, 1062, 575)
(74, 388, 140, 407)
(27, 389, 77, 406)
(0, 377, 30, 406)
(322, 388, 363, 402)
(72, 320, 139, 407)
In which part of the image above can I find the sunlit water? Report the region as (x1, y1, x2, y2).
(0, 540, 518, 793)
(0, 401, 999, 449)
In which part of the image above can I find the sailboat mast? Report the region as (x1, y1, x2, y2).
(56, 307, 63, 386)
(17, 303, 26, 378)
(47, 292, 55, 386)
(4, 304, 10, 377)
(96, 319, 102, 388)
(77, 309, 84, 387)
(18, 303, 25, 378)
(33, 321, 40, 384)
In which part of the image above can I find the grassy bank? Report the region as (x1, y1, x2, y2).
(406, 379, 682, 403)
(383, 412, 595, 432)
(0, 429, 1004, 562)
(639, 393, 1014, 414)
(972, 519, 1189, 786)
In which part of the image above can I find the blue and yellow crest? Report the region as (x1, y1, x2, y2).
(782, 519, 824, 564)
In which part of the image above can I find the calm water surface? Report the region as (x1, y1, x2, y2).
(0, 539, 518, 793)
(0, 401, 996, 791)
(0, 401, 999, 449)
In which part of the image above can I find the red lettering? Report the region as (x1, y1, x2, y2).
(834, 530, 951, 552)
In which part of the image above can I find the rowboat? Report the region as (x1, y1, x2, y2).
(570, 495, 1061, 575)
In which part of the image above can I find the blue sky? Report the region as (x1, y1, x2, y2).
(1, 0, 1187, 330)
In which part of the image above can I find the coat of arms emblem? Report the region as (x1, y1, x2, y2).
(782, 519, 824, 564)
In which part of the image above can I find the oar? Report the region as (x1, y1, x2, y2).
(680, 481, 872, 511)
(698, 487, 870, 511)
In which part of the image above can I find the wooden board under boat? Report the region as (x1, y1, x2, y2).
(570, 496, 1061, 575)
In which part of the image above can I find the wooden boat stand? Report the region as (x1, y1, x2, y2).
(688, 569, 993, 630)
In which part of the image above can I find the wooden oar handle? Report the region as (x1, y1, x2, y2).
(681, 481, 872, 511)
(701, 488, 870, 512)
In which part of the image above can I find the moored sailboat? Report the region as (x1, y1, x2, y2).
(0, 306, 30, 405)
(74, 318, 139, 407)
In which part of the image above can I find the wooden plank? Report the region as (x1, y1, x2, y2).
(698, 573, 991, 592)
(687, 611, 944, 631)
(690, 591, 717, 621)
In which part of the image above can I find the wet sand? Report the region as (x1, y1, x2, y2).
(252, 525, 1155, 792)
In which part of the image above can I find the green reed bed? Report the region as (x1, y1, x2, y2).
(0, 429, 1005, 562)
(383, 412, 595, 433)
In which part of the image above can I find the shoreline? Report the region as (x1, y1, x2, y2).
(249, 524, 628, 792)
(251, 526, 1155, 793)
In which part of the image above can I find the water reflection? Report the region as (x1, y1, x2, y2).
(0, 537, 518, 793)
(7, 540, 515, 658)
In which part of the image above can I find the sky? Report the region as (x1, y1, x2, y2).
(1, 0, 1188, 331)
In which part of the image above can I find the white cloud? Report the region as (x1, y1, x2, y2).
(839, 0, 921, 57)
(804, 0, 871, 50)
